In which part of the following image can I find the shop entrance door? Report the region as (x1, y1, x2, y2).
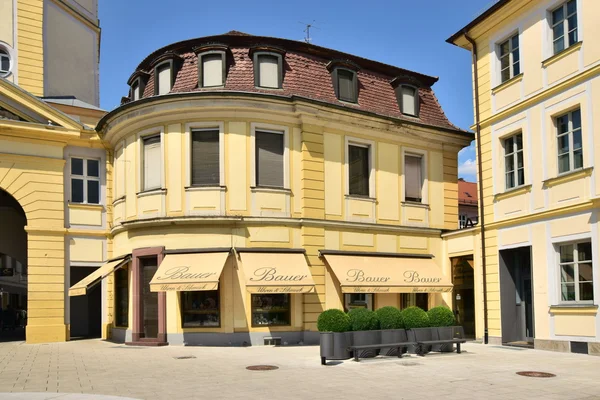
(500, 247, 534, 346)
(141, 258, 159, 339)
(451, 256, 475, 338)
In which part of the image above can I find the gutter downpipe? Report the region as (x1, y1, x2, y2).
(464, 30, 489, 345)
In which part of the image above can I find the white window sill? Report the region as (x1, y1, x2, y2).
(345, 194, 376, 203)
(251, 186, 290, 194)
(185, 186, 226, 192)
(401, 201, 429, 209)
(68, 202, 104, 210)
(136, 188, 167, 198)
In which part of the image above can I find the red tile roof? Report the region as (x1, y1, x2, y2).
(458, 179, 478, 205)
(130, 32, 468, 134)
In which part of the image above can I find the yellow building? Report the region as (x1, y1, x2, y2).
(449, 0, 600, 355)
(64, 31, 472, 346)
(0, 0, 104, 343)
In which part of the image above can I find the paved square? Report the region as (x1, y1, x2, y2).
(0, 340, 599, 399)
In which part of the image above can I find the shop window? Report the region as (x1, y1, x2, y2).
(155, 62, 172, 95)
(498, 34, 520, 83)
(556, 109, 582, 174)
(504, 133, 524, 189)
(71, 157, 100, 204)
(332, 68, 358, 103)
(404, 154, 424, 203)
(559, 241, 593, 303)
(181, 290, 220, 327)
(251, 294, 290, 326)
(191, 129, 220, 186)
(398, 85, 419, 117)
(255, 130, 284, 188)
(551, 0, 578, 55)
(344, 293, 373, 312)
(348, 144, 371, 196)
(198, 51, 225, 87)
(114, 265, 129, 327)
(142, 135, 161, 191)
(401, 293, 428, 310)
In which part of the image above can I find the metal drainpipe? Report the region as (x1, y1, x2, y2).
(464, 30, 489, 345)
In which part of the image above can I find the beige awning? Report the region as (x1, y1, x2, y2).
(237, 252, 315, 294)
(323, 254, 453, 293)
(69, 256, 130, 297)
(149, 251, 230, 292)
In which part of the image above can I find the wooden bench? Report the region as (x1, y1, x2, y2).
(347, 341, 416, 362)
(414, 326, 466, 356)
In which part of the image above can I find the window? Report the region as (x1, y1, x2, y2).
(251, 294, 290, 326)
(0, 49, 10, 78)
(333, 68, 357, 103)
(131, 80, 141, 101)
(552, 0, 578, 55)
(191, 129, 220, 186)
(71, 157, 100, 204)
(348, 144, 370, 196)
(181, 289, 220, 327)
(114, 265, 129, 327)
(499, 34, 520, 83)
(199, 52, 225, 87)
(504, 133, 524, 189)
(255, 130, 284, 188)
(559, 241, 593, 303)
(401, 293, 428, 310)
(399, 85, 419, 116)
(155, 62, 172, 95)
(459, 214, 468, 229)
(114, 145, 125, 199)
(556, 109, 582, 174)
(254, 53, 282, 89)
(404, 154, 423, 202)
(142, 135, 161, 191)
(344, 294, 373, 312)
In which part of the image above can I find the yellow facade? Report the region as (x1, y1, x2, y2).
(450, 0, 600, 354)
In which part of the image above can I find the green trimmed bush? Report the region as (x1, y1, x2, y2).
(348, 308, 380, 331)
(427, 306, 456, 327)
(375, 306, 404, 330)
(401, 306, 429, 329)
(317, 309, 351, 332)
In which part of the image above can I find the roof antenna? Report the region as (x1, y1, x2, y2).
(300, 21, 318, 44)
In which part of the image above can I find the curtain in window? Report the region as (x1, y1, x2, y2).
(143, 136, 161, 190)
(202, 54, 223, 87)
(256, 131, 284, 187)
(157, 65, 171, 95)
(348, 145, 369, 196)
(258, 55, 279, 88)
(402, 86, 417, 115)
(405, 155, 422, 201)
(337, 70, 355, 102)
(191, 129, 220, 186)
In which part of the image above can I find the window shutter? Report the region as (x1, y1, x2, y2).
(258, 55, 279, 88)
(202, 54, 223, 87)
(143, 136, 161, 190)
(402, 86, 416, 115)
(337, 70, 355, 102)
(157, 65, 171, 95)
(191, 129, 220, 186)
(348, 145, 369, 196)
(256, 131, 284, 187)
(405, 155, 422, 201)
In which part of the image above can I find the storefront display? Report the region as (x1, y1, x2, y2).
(344, 293, 373, 311)
(181, 290, 220, 327)
(251, 294, 290, 327)
(114, 266, 128, 327)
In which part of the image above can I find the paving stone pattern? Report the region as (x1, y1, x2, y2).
(0, 340, 599, 399)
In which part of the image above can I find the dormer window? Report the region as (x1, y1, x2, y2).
(127, 71, 149, 102)
(333, 69, 358, 103)
(131, 80, 141, 101)
(155, 62, 172, 95)
(199, 52, 225, 87)
(252, 52, 283, 89)
(399, 85, 419, 117)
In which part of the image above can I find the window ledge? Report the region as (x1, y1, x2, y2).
(112, 196, 126, 206)
(345, 195, 376, 203)
(68, 202, 104, 211)
(492, 73, 523, 94)
(185, 186, 226, 192)
(494, 184, 532, 201)
(401, 201, 429, 209)
(542, 41, 582, 68)
(542, 167, 593, 188)
(136, 188, 167, 198)
(549, 304, 597, 315)
(251, 186, 291, 194)
(254, 86, 283, 91)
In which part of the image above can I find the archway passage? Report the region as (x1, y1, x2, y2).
(0, 189, 28, 342)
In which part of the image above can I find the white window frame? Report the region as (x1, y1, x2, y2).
(250, 123, 289, 189)
(154, 60, 173, 96)
(184, 122, 225, 188)
(114, 142, 126, 200)
(0, 42, 15, 79)
(497, 33, 520, 83)
(555, 108, 583, 175)
(401, 147, 428, 204)
(344, 136, 375, 198)
(70, 156, 101, 204)
(556, 239, 594, 304)
(137, 127, 165, 193)
(503, 132, 525, 190)
(459, 214, 468, 229)
(550, 0, 578, 55)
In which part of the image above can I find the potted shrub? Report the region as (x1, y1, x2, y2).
(401, 306, 430, 354)
(428, 306, 457, 352)
(348, 308, 380, 358)
(375, 306, 407, 356)
(317, 309, 352, 362)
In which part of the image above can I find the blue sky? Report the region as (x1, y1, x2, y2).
(99, 0, 490, 182)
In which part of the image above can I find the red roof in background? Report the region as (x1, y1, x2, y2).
(458, 179, 478, 205)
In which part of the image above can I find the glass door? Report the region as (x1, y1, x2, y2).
(141, 257, 158, 338)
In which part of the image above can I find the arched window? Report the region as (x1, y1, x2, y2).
(0, 47, 13, 78)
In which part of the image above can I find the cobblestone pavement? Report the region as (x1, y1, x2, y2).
(0, 340, 599, 400)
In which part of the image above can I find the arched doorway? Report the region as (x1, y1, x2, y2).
(0, 189, 27, 341)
